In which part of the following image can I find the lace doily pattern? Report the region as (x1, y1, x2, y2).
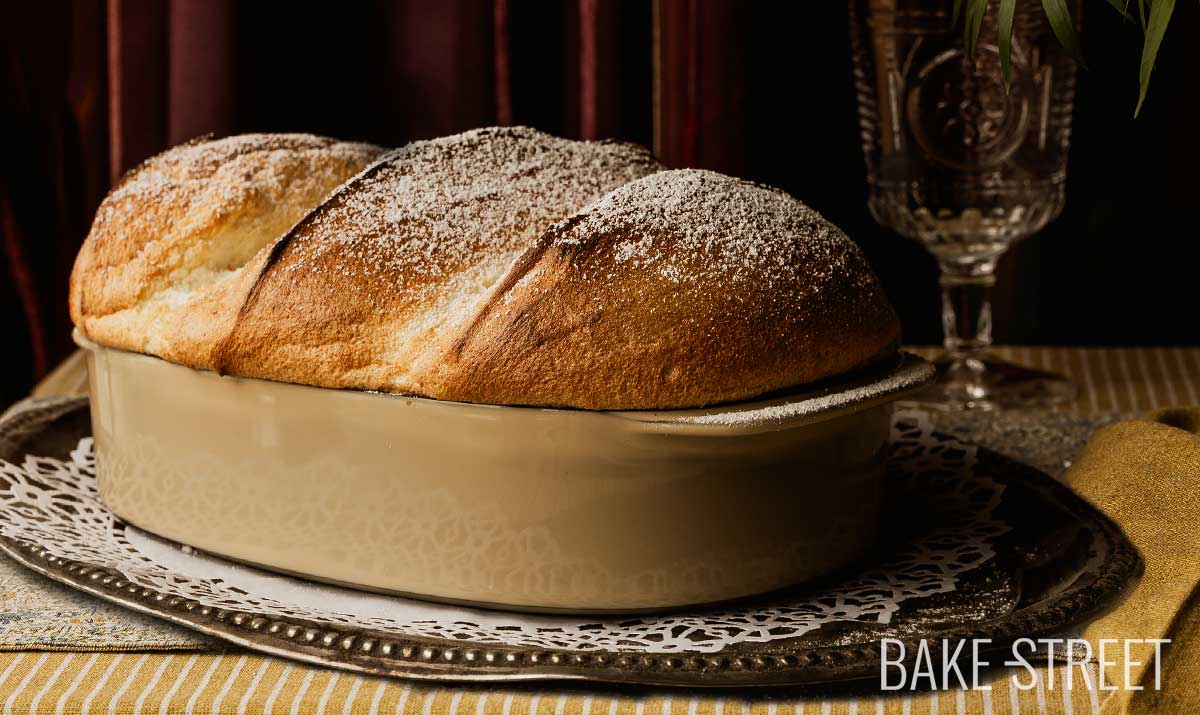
(0, 398, 1141, 685)
(1, 406, 1000, 653)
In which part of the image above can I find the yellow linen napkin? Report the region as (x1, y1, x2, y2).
(1070, 408, 1200, 714)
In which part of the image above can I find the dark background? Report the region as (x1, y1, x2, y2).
(3, 0, 1198, 407)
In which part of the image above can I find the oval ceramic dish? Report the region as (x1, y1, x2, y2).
(76, 332, 934, 613)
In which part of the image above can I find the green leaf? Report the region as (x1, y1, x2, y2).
(952, 0, 964, 28)
(1138, 0, 1148, 28)
(1040, 0, 1087, 68)
(1136, 0, 1177, 116)
(998, 0, 1017, 90)
(964, 0, 988, 59)
(1105, 0, 1134, 21)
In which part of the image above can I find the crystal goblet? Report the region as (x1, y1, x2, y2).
(849, 0, 1079, 409)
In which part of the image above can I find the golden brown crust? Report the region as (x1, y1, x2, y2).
(69, 133, 385, 367)
(212, 127, 663, 392)
(430, 170, 901, 408)
(72, 128, 900, 410)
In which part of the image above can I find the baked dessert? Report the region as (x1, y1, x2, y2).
(71, 127, 928, 611)
(71, 126, 900, 409)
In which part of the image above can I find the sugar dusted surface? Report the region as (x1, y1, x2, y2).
(95, 133, 381, 249)
(72, 132, 384, 359)
(280, 126, 662, 303)
(554, 169, 877, 295)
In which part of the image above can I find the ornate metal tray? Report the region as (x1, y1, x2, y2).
(0, 397, 1141, 686)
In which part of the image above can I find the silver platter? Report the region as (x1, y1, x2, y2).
(0, 397, 1141, 686)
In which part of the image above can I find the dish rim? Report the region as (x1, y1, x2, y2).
(73, 329, 935, 435)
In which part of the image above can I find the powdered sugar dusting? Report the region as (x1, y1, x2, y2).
(554, 169, 876, 295)
(95, 134, 382, 245)
(279, 126, 661, 306)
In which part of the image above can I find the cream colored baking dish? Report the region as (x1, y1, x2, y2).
(77, 331, 933, 613)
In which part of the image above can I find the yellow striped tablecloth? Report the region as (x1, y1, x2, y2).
(0, 652, 1108, 715)
(3, 346, 1198, 714)
(903, 346, 1200, 416)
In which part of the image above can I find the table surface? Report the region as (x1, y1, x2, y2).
(3, 346, 1198, 714)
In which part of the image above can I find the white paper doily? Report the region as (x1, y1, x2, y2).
(0, 407, 1006, 654)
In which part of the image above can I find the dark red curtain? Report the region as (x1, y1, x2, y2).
(3, 0, 1199, 407)
(2, 2, 108, 404)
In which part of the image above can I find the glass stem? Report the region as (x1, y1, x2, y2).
(939, 258, 996, 366)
